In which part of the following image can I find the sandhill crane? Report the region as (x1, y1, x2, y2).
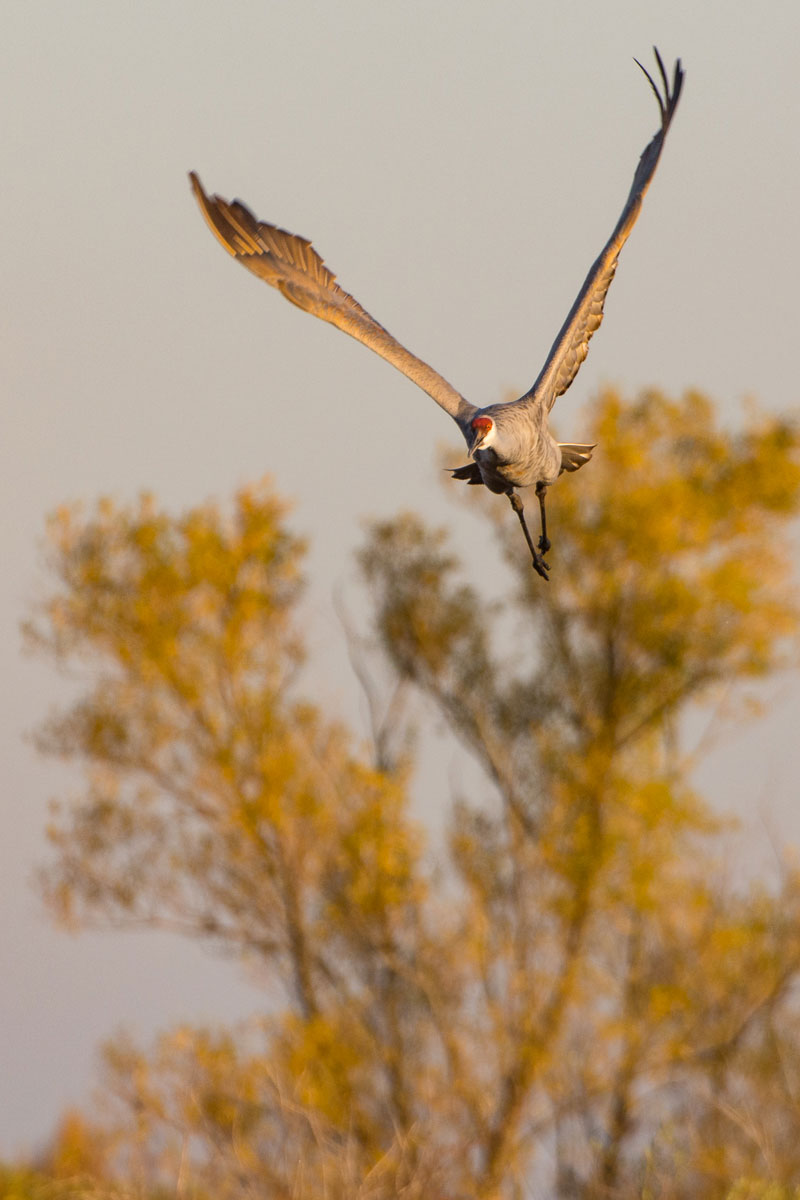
(191, 48, 683, 580)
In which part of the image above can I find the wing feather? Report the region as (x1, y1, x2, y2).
(515, 49, 684, 414)
(189, 173, 476, 431)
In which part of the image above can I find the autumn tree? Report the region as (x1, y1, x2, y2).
(23, 389, 800, 1198)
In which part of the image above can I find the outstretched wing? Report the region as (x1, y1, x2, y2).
(514, 48, 684, 414)
(189, 172, 476, 432)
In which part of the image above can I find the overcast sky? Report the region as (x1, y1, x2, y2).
(2, 0, 798, 1156)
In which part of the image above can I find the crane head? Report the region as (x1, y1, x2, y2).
(469, 415, 495, 455)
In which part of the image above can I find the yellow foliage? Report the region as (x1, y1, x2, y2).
(23, 391, 800, 1198)
(40, 1109, 111, 1181)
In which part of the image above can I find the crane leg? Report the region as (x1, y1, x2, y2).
(508, 492, 549, 581)
(535, 482, 551, 554)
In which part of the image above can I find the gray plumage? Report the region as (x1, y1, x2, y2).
(190, 48, 683, 580)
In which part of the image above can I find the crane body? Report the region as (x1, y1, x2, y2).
(191, 49, 684, 579)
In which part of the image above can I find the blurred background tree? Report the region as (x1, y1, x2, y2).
(15, 389, 800, 1198)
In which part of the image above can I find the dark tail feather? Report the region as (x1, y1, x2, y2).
(449, 462, 484, 486)
(450, 445, 595, 486)
(559, 442, 597, 474)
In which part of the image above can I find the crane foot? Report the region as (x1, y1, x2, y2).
(531, 551, 550, 581)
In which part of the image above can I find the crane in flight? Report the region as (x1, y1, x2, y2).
(191, 48, 683, 580)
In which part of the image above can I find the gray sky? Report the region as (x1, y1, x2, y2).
(2, 0, 798, 1156)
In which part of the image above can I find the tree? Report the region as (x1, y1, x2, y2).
(0, 1111, 117, 1200)
(24, 389, 800, 1198)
